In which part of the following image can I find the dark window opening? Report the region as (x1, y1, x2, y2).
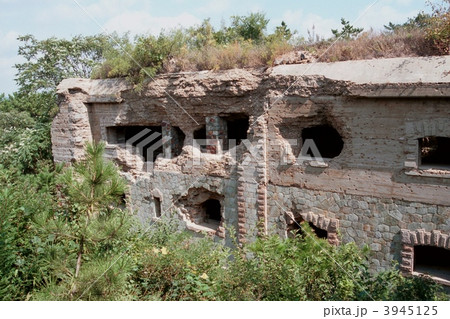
(194, 125, 207, 152)
(202, 199, 222, 223)
(171, 127, 186, 158)
(106, 126, 163, 162)
(310, 222, 328, 239)
(288, 220, 328, 240)
(223, 114, 249, 149)
(414, 246, 450, 282)
(419, 136, 450, 169)
(301, 125, 344, 159)
(154, 197, 162, 218)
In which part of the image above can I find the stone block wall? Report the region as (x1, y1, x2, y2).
(267, 184, 450, 269)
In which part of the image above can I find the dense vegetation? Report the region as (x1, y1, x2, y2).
(1, 2, 449, 300)
(0, 143, 446, 300)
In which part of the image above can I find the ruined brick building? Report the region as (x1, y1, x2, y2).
(52, 56, 450, 285)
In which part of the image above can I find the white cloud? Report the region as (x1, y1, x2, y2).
(277, 10, 339, 39)
(302, 14, 339, 39)
(281, 9, 303, 27)
(35, 3, 83, 24)
(396, 0, 414, 6)
(32, 1, 201, 37)
(196, 0, 231, 15)
(0, 31, 19, 55)
(0, 30, 22, 94)
(34, 0, 149, 33)
(358, 4, 420, 31)
(84, 0, 148, 20)
(0, 54, 21, 94)
(103, 11, 201, 35)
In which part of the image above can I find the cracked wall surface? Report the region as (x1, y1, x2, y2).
(52, 56, 450, 276)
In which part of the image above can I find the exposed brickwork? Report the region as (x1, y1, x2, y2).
(206, 116, 227, 154)
(400, 229, 450, 274)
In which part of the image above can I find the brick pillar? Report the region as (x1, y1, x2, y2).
(205, 116, 227, 154)
(237, 115, 268, 244)
(162, 121, 184, 158)
(161, 121, 173, 159)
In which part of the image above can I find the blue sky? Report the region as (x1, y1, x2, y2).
(0, 0, 431, 94)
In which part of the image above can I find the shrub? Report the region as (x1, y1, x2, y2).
(426, 0, 450, 54)
(310, 29, 439, 62)
(132, 218, 229, 301)
(213, 226, 368, 301)
(0, 166, 58, 300)
(130, 222, 445, 301)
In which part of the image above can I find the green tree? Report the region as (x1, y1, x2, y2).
(57, 142, 127, 278)
(229, 12, 269, 42)
(384, 12, 432, 31)
(331, 18, 364, 40)
(15, 34, 111, 94)
(188, 19, 217, 48)
(426, 0, 450, 54)
(0, 93, 53, 173)
(0, 165, 58, 300)
(27, 142, 133, 300)
(274, 21, 293, 41)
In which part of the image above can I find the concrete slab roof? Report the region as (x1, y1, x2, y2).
(270, 56, 450, 84)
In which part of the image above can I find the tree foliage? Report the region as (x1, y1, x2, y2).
(0, 94, 53, 173)
(384, 12, 432, 31)
(132, 222, 445, 301)
(229, 12, 270, 42)
(0, 164, 58, 300)
(332, 18, 364, 40)
(274, 21, 293, 41)
(384, 1, 449, 54)
(31, 142, 132, 300)
(57, 142, 127, 278)
(93, 12, 292, 87)
(427, 0, 450, 54)
(15, 34, 111, 94)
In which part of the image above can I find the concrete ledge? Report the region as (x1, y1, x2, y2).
(270, 56, 450, 85)
(405, 169, 450, 179)
(349, 84, 450, 98)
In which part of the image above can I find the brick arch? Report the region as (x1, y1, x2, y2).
(400, 229, 450, 275)
(285, 211, 340, 245)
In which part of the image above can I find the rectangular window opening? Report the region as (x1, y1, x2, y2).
(106, 126, 163, 162)
(154, 197, 162, 218)
(414, 245, 450, 284)
(222, 114, 249, 151)
(419, 136, 450, 170)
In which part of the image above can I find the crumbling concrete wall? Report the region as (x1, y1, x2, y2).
(52, 56, 450, 277)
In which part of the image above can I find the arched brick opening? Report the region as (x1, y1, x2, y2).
(285, 211, 339, 245)
(400, 229, 450, 286)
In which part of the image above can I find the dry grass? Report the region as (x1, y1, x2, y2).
(302, 29, 442, 63)
(99, 26, 447, 89)
(162, 40, 293, 73)
(161, 29, 444, 74)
